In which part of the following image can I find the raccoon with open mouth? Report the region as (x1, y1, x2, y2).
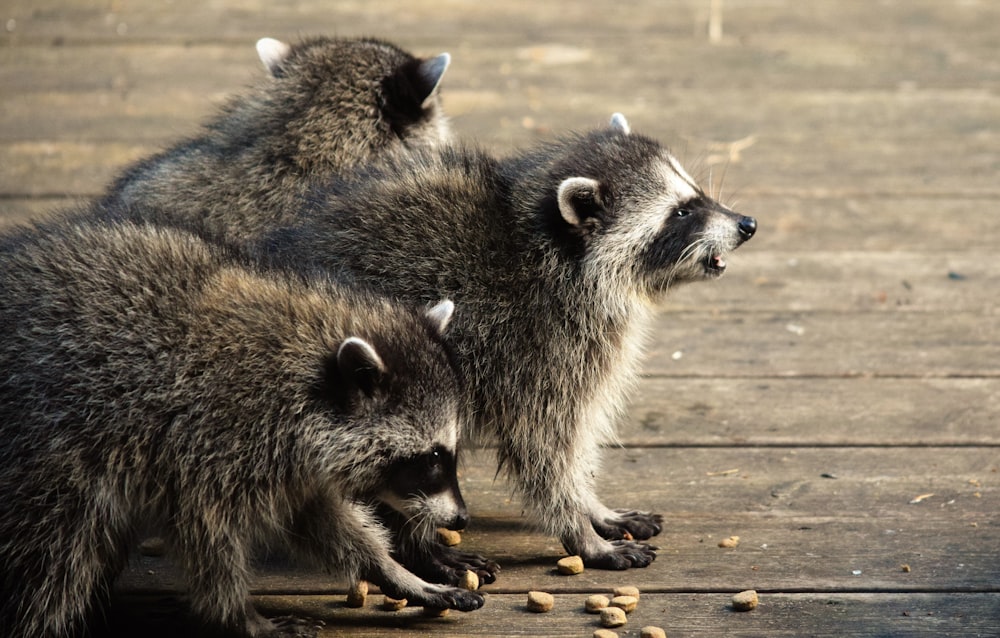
(266, 113, 756, 576)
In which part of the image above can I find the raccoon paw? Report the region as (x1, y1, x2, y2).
(268, 615, 325, 638)
(399, 542, 500, 586)
(593, 509, 664, 541)
(388, 584, 486, 613)
(582, 539, 657, 570)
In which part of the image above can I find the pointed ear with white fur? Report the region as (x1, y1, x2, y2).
(416, 53, 450, 106)
(425, 299, 455, 336)
(256, 37, 293, 76)
(337, 337, 386, 398)
(610, 112, 631, 135)
(557, 177, 605, 227)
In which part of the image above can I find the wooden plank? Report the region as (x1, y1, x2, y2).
(621, 377, 1000, 446)
(101, 592, 1000, 638)
(114, 447, 999, 595)
(644, 310, 1000, 378)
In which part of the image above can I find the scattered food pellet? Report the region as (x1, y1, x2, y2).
(593, 630, 618, 638)
(527, 590, 554, 612)
(557, 555, 585, 575)
(345, 580, 368, 608)
(610, 595, 638, 613)
(437, 528, 462, 546)
(422, 606, 449, 617)
(460, 570, 479, 591)
(731, 589, 758, 612)
(718, 535, 740, 548)
(901, 564, 911, 573)
(138, 536, 166, 557)
(613, 585, 640, 600)
(641, 627, 667, 638)
(382, 596, 407, 611)
(585, 594, 610, 613)
(600, 606, 628, 627)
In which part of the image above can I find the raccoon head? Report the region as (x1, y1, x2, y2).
(552, 113, 756, 299)
(254, 36, 451, 171)
(317, 299, 468, 531)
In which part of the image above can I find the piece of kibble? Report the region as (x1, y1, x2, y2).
(718, 535, 741, 548)
(460, 570, 479, 591)
(600, 606, 628, 627)
(641, 626, 667, 638)
(557, 555, 585, 575)
(901, 564, 912, 573)
(381, 596, 408, 611)
(731, 589, 759, 612)
(610, 595, 638, 613)
(138, 536, 166, 557)
(422, 606, 450, 618)
(585, 594, 610, 613)
(527, 590, 555, 612)
(613, 585, 640, 600)
(345, 580, 368, 608)
(594, 630, 619, 638)
(437, 528, 462, 546)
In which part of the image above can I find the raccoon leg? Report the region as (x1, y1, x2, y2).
(374, 503, 500, 586)
(289, 496, 485, 612)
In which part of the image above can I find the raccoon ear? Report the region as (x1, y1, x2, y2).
(425, 299, 455, 335)
(415, 53, 450, 105)
(337, 337, 386, 398)
(557, 177, 606, 227)
(610, 112, 631, 135)
(256, 37, 292, 76)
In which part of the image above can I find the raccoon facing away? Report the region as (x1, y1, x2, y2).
(0, 219, 484, 638)
(100, 36, 451, 241)
(265, 114, 757, 574)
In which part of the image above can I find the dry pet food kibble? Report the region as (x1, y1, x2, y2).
(594, 630, 619, 638)
(585, 594, 610, 613)
(600, 606, 628, 627)
(382, 596, 408, 611)
(718, 535, 740, 548)
(641, 627, 667, 638)
(557, 555, 585, 575)
(610, 595, 638, 613)
(437, 528, 462, 546)
(345, 580, 368, 608)
(527, 590, 555, 612)
(422, 606, 450, 617)
(613, 585, 640, 600)
(460, 570, 479, 591)
(731, 589, 759, 611)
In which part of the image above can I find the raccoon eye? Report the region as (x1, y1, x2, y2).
(674, 207, 690, 218)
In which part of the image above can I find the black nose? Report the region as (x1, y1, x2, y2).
(448, 511, 469, 531)
(738, 216, 757, 240)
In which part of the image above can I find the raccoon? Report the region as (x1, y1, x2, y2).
(265, 114, 757, 573)
(100, 36, 451, 241)
(0, 219, 484, 638)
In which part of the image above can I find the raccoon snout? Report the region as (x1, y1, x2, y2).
(738, 216, 757, 241)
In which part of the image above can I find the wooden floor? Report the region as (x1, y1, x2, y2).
(3, 0, 998, 635)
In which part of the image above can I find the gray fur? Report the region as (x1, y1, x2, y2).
(265, 115, 757, 570)
(0, 219, 483, 638)
(100, 36, 451, 241)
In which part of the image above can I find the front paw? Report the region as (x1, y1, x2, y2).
(581, 539, 657, 570)
(398, 542, 500, 586)
(593, 509, 663, 541)
(391, 585, 486, 613)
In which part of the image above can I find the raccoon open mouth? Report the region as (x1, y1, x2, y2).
(704, 254, 727, 276)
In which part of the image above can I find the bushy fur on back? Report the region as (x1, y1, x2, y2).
(101, 36, 451, 241)
(0, 218, 482, 638)
(266, 116, 756, 571)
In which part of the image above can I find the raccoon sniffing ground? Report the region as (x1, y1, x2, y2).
(266, 114, 757, 573)
(100, 36, 451, 241)
(0, 219, 484, 638)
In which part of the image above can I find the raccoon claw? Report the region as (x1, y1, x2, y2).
(416, 587, 486, 613)
(593, 509, 664, 541)
(269, 614, 324, 637)
(583, 540, 657, 570)
(400, 542, 500, 586)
